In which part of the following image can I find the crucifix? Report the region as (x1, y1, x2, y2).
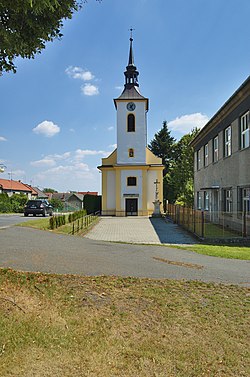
(129, 27, 135, 39)
(154, 179, 160, 201)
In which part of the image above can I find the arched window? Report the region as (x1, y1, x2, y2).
(127, 114, 135, 132)
(128, 148, 134, 157)
(127, 177, 137, 186)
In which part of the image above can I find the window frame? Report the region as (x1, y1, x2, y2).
(127, 113, 135, 132)
(224, 126, 231, 157)
(127, 176, 137, 186)
(204, 143, 209, 167)
(213, 136, 219, 163)
(128, 148, 134, 158)
(224, 188, 232, 213)
(204, 191, 209, 211)
(197, 191, 202, 210)
(197, 149, 201, 170)
(240, 111, 249, 149)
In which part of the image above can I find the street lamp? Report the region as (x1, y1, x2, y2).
(0, 164, 7, 173)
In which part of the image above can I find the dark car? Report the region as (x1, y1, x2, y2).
(24, 199, 53, 217)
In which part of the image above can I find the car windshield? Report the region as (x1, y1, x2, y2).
(26, 200, 42, 207)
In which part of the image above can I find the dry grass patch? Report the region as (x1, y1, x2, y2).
(0, 269, 249, 377)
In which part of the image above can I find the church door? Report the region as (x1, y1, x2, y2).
(125, 198, 138, 216)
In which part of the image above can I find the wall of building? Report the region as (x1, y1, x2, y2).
(106, 170, 116, 210)
(193, 91, 250, 233)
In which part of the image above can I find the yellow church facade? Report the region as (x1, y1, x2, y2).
(98, 35, 164, 216)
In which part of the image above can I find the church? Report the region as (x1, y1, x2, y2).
(98, 35, 164, 216)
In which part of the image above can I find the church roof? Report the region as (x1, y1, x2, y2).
(114, 86, 149, 110)
(114, 31, 148, 110)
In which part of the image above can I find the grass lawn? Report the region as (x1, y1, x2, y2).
(18, 217, 51, 230)
(17, 217, 99, 235)
(0, 269, 249, 377)
(173, 244, 250, 260)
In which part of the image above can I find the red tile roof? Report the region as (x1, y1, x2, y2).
(78, 191, 98, 196)
(0, 179, 32, 192)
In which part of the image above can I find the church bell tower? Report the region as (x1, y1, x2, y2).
(98, 32, 164, 216)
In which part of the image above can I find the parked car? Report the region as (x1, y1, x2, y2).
(24, 199, 53, 217)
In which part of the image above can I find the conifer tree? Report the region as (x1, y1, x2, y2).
(148, 121, 176, 175)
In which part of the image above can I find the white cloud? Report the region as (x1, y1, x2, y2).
(11, 169, 26, 177)
(81, 83, 99, 96)
(31, 158, 57, 167)
(107, 126, 114, 131)
(115, 86, 123, 90)
(74, 149, 106, 161)
(168, 113, 209, 134)
(65, 66, 94, 81)
(0, 136, 7, 141)
(109, 143, 117, 149)
(69, 128, 75, 133)
(33, 120, 60, 138)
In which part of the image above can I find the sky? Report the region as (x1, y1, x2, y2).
(0, 0, 250, 193)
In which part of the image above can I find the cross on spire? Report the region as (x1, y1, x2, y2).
(124, 27, 139, 89)
(129, 27, 135, 40)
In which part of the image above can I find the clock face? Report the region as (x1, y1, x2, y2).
(127, 102, 136, 111)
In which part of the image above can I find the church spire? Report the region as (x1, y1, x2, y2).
(124, 29, 139, 89)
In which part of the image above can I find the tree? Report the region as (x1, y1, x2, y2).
(148, 121, 176, 175)
(164, 128, 200, 206)
(50, 197, 63, 211)
(43, 188, 58, 193)
(0, 0, 101, 75)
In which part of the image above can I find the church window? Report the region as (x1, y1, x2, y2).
(127, 177, 137, 186)
(127, 114, 135, 132)
(128, 148, 134, 157)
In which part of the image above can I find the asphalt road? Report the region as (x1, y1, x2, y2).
(0, 218, 249, 286)
(0, 213, 44, 228)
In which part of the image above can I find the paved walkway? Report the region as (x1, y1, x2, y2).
(85, 216, 196, 244)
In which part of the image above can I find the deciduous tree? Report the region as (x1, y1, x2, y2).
(0, 0, 101, 74)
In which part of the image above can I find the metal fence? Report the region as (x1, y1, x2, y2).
(167, 204, 250, 240)
(71, 214, 98, 235)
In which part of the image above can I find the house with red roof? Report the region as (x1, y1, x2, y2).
(0, 178, 33, 198)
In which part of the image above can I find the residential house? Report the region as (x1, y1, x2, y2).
(190, 76, 250, 233)
(52, 192, 84, 211)
(0, 179, 32, 198)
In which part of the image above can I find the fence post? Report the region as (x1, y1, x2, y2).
(72, 222, 74, 235)
(243, 211, 247, 238)
(201, 211, 204, 238)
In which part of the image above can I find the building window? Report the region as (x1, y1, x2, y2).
(240, 111, 249, 149)
(128, 148, 134, 157)
(238, 187, 250, 214)
(197, 149, 201, 170)
(204, 144, 209, 167)
(127, 114, 135, 132)
(127, 177, 137, 186)
(197, 191, 202, 210)
(224, 189, 232, 213)
(224, 126, 231, 157)
(204, 191, 209, 210)
(213, 136, 218, 162)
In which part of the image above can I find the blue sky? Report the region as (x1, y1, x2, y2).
(0, 0, 250, 193)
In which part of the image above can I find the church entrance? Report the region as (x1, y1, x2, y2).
(125, 198, 138, 216)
